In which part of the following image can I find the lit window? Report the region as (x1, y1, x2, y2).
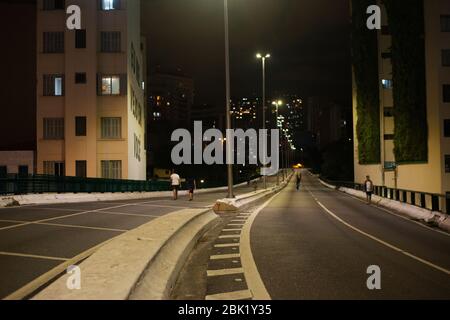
(101, 76, 120, 95)
(382, 79, 393, 89)
(101, 0, 119, 11)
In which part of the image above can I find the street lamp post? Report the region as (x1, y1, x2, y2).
(257, 53, 270, 189)
(272, 100, 282, 186)
(224, 0, 234, 198)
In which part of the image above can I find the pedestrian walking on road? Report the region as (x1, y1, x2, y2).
(186, 176, 196, 201)
(296, 172, 302, 190)
(170, 170, 181, 200)
(364, 175, 374, 205)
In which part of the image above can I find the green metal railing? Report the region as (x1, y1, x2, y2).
(0, 173, 261, 195)
(320, 177, 448, 214)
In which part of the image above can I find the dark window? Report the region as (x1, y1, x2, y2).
(384, 107, 394, 117)
(444, 119, 450, 137)
(44, 118, 64, 140)
(442, 50, 450, 67)
(75, 29, 86, 49)
(384, 134, 394, 140)
(444, 85, 450, 103)
(43, 32, 64, 53)
(446, 155, 450, 173)
(441, 15, 450, 32)
(0, 166, 7, 178)
(381, 52, 392, 59)
(75, 117, 87, 136)
(18, 166, 29, 176)
(100, 32, 121, 52)
(43, 0, 65, 10)
(76, 161, 87, 178)
(75, 73, 87, 84)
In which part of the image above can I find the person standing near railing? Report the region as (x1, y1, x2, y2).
(364, 175, 374, 205)
(170, 170, 181, 201)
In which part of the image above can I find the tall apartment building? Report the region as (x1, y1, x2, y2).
(36, 0, 146, 180)
(352, 0, 450, 209)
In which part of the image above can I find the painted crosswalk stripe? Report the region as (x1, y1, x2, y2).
(207, 268, 244, 277)
(210, 253, 241, 260)
(223, 229, 243, 232)
(206, 290, 253, 301)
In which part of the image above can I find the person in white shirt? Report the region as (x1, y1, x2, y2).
(170, 170, 181, 200)
(364, 175, 374, 205)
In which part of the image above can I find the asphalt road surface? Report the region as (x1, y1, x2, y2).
(0, 181, 268, 300)
(250, 171, 450, 299)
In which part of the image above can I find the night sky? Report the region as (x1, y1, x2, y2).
(142, 0, 352, 107)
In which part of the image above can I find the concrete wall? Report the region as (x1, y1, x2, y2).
(0, 151, 35, 174)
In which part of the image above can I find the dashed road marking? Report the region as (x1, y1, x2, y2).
(210, 254, 241, 260)
(207, 268, 245, 277)
(205, 290, 253, 301)
(214, 243, 240, 248)
(218, 235, 241, 239)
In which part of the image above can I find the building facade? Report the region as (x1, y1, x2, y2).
(352, 0, 450, 209)
(36, 0, 146, 180)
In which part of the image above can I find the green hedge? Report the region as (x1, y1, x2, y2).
(383, 0, 428, 163)
(351, 0, 381, 164)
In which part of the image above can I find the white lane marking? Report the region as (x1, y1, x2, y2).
(207, 268, 244, 277)
(228, 224, 245, 227)
(241, 192, 284, 301)
(341, 191, 450, 237)
(0, 219, 126, 233)
(0, 251, 69, 262)
(210, 254, 241, 260)
(4, 241, 113, 300)
(205, 290, 253, 301)
(96, 211, 162, 218)
(223, 229, 243, 232)
(219, 235, 241, 239)
(214, 243, 240, 248)
(307, 190, 450, 276)
(0, 199, 164, 232)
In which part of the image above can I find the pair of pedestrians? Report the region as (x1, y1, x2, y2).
(170, 170, 196, 201)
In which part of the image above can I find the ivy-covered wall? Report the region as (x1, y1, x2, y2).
(351, 0, 381, 164)
(383, 0, 428, 163)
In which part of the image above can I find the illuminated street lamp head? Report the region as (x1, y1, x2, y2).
(256, 53, 271, 59)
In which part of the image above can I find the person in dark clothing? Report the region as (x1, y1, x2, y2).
(186, 177, 197, 201)
(296, 172, 302, 190)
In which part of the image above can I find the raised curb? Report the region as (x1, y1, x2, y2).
(318, 178, 450, 234)
(33, 208, 219, 300)
(213, 174, 293, 214)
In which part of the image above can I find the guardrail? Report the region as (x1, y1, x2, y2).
(0, 174, 261, 195)
(320, 177, 448, 214)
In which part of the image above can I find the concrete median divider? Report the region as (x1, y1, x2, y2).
(30, 175, 292, 300)
(33, 208, 219, 300)
(213, 175, 293, 214)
